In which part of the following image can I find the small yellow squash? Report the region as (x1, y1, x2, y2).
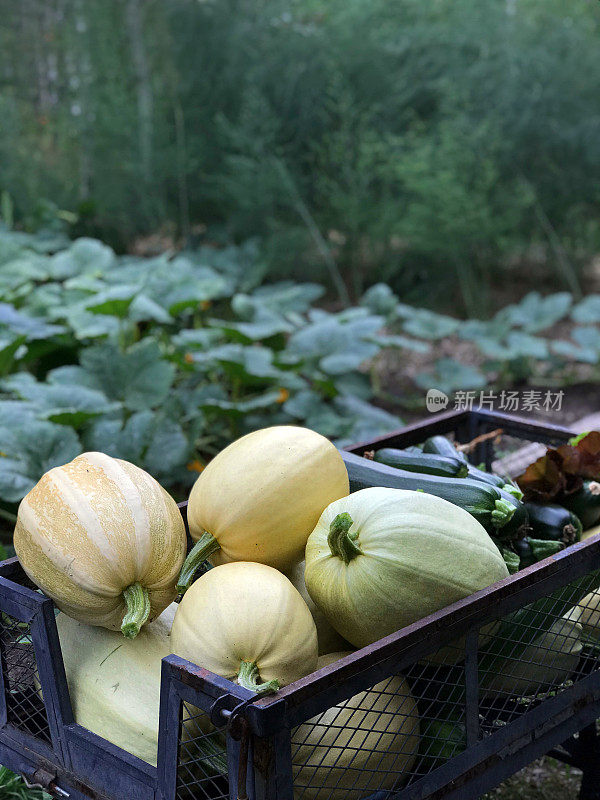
(177, 426, 349, 593)
(172, 561, 318, 692)
(291, 652, 420, 799)
(14, 452, 187, 638)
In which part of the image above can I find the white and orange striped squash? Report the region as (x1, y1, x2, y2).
(13, 452, 187, 638)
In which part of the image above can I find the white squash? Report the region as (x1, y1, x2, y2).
(480, 608, 583, 698)
(178, 426, 349, 592)
(55, 604, 224, 770)
(305, 487, 509, 650)
(14, 452, 187, 638)
(285, 561, 350, 656)
(291, 652, 420, 800)
(577, 589, 600, 639)
(172, 562, 318, 692)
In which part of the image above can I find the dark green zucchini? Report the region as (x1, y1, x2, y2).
(374, 448, 468, 478)
(342, 451, 528, 539)
(512, 536, 564, 569)
(423, 434, 508, 488)
(524, 502, 582, 545)
(562, 481, 600, 530)
(464, 463, 507, 489)
(423, 435, 467, 462)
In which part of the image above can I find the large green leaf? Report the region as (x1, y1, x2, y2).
(86, 285, 138, 318)
(360, 283, 399, 317)
(49, 238, 116, 280)
(402, 310, 460, 340)
(83, 410, 190, 480)
(287, 311, 384, 375)
(501, 292, 572, 333)
(1, 372, 119, 427)
(572, 295, 600, 324)
(552, 326, 599, 364)
(79, 339, 175, 410)
(0, 420, 81, 503)
(333, 395, 403, 446)
(209, 310, 293, 342)
(414, 358, 487, 393)
(0, 303, 66, 339)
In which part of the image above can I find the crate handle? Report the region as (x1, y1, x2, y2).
(21, 768, 70, 797)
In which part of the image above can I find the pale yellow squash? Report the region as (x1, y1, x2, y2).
(291, 652, 420, 800)
(56, 604, 179, 765)
(54, 604, 224, 771)
(171, 561, 318, 692)
(577, 589, 600, 639)
(305, 487, 509, 650)
(285, 561, 350, 656)
(14, 452, 187, 638)
(177, 426, 349, 592)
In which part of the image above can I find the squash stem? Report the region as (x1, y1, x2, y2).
(328, 512, 362, 564)
(121, 582, 151, 639)
(177, 531, 221, 595)
(237, 661, 280, 695)
(490, 499, 516, 529)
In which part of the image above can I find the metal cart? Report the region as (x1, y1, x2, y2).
(0, 407, 599, 800)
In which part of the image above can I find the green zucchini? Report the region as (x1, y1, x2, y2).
(512, 536, 564, 569)
(524, 502, 582, 545)
(562, 481, 600, 531)
(373, 448, 468, 478)
(465, 463, 507, 489)
(423, 434, 508, 488)
(418, 714, 466, 770)
(423, 435, 467, 462)
(342, 451, 528, 539)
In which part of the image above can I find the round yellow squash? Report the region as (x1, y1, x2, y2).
(291, 652, 420, 800)
(171, 561, 318, 692)
(14, 452, 187, 638)
(285, 560, 350, 656)
(177, 426, 349, 593)
(305, 487, 509, 649)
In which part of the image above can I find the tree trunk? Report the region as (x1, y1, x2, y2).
(126, 0, 154, 184)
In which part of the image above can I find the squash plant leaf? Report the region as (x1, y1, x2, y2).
(0, 302, 66, 340)
(414, 358, 486, 393)
(572, 295, 600, 324)
(79, 339, 175, 411)
(49, 237, 116, 280)
(0, 418, 81, 502)
(1, 372, 119, 428)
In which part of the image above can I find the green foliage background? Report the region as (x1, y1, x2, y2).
(1, 0, 599, 312)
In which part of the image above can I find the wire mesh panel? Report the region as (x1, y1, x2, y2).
(0, 612, 52, 745)
(476, 572, 600, 735)
(176, 701, 229, 800)
(289, 639, 472, 799)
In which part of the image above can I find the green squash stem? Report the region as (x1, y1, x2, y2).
(121, 582, 151, 639)
(237, 661, 280, 695)
(328, 512, 362, 564)
(490, 498, 516, 529)
(177, 531, 221, 595)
